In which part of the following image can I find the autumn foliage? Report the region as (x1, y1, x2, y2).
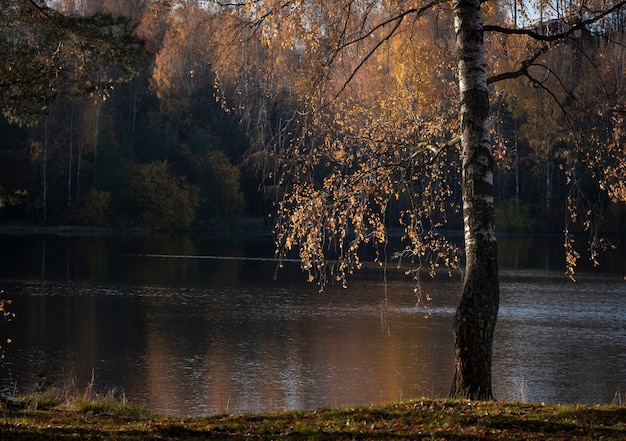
(0, 0, 624, 251)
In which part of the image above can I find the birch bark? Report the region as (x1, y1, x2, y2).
(451, 0, 500, 400)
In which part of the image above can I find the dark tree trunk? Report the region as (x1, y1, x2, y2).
(451, 0, 500, 400)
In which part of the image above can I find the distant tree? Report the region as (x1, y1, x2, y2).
(198, 151, 244, 221)
(127, 161, 200, 230)
(0, 0, 145, 220)
(150, 3, 215, 128)
(0, 0, 144, 126)
(69, 188, 111, 226)
(495, 198, 535, 232)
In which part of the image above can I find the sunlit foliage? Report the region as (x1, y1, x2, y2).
(203, 0, 626, 287)
(210, 1, 469, 290)
(151, 2, 216, 119)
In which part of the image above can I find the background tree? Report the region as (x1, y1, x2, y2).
(0, 0, 145, 222)
(150, 2, 216, 139)
(488, 0, 626, 273)
(69, 188, 111, 226)
(126, 161, 200, 230)
(0, 0, 251, 226)
(197, 151, 245, 222)
(0, 0, 144, 125)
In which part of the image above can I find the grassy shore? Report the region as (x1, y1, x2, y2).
(1, 397, 626, 440)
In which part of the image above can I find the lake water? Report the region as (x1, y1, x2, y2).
(0, 232, 625, 416)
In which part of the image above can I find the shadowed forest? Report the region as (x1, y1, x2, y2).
(1, 0, 624, 236)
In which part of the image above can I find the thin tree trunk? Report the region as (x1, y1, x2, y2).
(76, 138, 82, 199)
(514, 129, 519, 212)
(450, 0, 500, 400)
(93, 101, 101, 188)
(43, 115, 48, 223)
(68, 112, 73, 207)
(131, 85, 138, 145)
(545, 162, 552, 210)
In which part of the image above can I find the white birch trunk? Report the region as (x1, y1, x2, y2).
(451, 0, 500, 400)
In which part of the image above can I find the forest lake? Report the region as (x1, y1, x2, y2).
(0, 230, 625, 417)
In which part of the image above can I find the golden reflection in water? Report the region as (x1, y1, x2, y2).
(135, 278, 457, 416)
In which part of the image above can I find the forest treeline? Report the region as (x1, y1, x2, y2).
(0, 0, 624, 233)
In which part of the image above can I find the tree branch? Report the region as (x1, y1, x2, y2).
(484, 0, 626, 41)
(487, 46, 549, 84)
(25, 0, 53, 19)
(322, 0, 446, 103)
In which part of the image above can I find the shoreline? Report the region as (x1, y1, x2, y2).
(1, 398, 625, 440)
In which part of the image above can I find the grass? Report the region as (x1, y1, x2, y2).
(1, 395, 626, 440)
(3, 372, 151, 421)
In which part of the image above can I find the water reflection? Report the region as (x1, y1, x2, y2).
(0, 233, 625, 416)
(0, 276, 458, 416)
(132, 278, 457, 415)
(494, 270, 626, 404)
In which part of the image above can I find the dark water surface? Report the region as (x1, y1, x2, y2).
(0, 233, 625, 416)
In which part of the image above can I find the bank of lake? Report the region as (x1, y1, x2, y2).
(1, 398, 626, 440)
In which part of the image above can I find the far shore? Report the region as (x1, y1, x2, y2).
(0, 217, 274, 236)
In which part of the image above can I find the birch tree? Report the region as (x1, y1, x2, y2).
(204, 0, 625, 399)
(449, 0, 499, 399)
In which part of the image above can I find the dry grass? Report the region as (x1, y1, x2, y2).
(2, 372, 150, 419)
(1, 398, 626, 440)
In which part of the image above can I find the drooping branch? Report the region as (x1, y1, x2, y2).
(323, 1, 447, 101)
(484, 0, 626, 41)
(328, 16, 404, 102)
